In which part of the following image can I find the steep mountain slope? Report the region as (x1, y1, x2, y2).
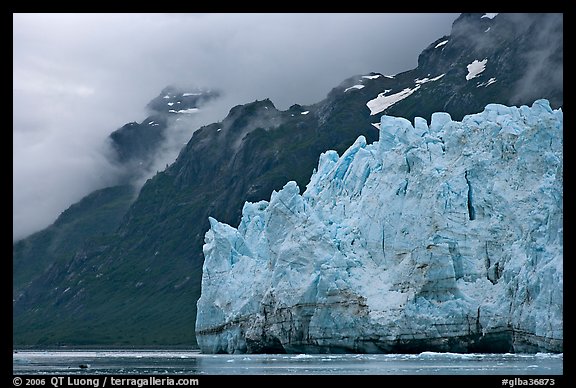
(13, 13, 563, 347)
(13, 185, 136, 294)
(13, 87, 220, 345)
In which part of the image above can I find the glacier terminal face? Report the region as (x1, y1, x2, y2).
(195, 99, 563, 354)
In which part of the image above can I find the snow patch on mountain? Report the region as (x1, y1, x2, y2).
(367, 74, 445, 115)
(344, 84, 365, 93)
(367, 88, 414, 115)
(168, 108, 200, 114)
(466, 59, 488, 80)
(416, 74, 445, 84)
(481, 13, 498, 19)
(477, 78, 497, 88)
(435, 40, 449, 48)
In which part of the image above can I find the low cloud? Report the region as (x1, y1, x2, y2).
(13, 13, 459, 241)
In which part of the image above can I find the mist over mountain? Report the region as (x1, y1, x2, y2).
(13, 13, 562, 348)
(13, 13, 458, 241)
(107, 86, 221, 186)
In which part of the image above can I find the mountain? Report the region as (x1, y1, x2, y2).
(13, 86, 220, 345)
(197, 99, 563, 354)
(13, 13, 563, 347)
(108, 86, 221, 181)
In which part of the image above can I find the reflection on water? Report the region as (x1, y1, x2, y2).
(13, 350, 563, 375)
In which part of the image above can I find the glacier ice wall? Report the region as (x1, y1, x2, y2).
(195, 99, 563, 354)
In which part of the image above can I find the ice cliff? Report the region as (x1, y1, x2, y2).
(195, 99, 563, 354)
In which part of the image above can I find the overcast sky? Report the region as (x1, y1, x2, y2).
(13, 13, 459, 241)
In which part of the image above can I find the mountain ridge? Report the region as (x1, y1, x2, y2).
(13, 13, 563, 347)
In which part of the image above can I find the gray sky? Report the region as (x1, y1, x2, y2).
(13, 13, 459, 241)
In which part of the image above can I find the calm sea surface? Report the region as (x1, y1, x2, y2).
(13, 350, 563, 375)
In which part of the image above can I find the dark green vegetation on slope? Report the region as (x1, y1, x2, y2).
(13, 13, 563, 346)
(13, 96, 379, 346)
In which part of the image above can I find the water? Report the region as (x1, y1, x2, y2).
(13, 350, 563, 375)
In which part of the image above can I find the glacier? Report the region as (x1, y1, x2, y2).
(195, 99, 563, 354)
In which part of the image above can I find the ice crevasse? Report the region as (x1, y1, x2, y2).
(195, 99, 563, 354)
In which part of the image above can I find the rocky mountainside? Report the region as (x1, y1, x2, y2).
(13, 13, 563, 347)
